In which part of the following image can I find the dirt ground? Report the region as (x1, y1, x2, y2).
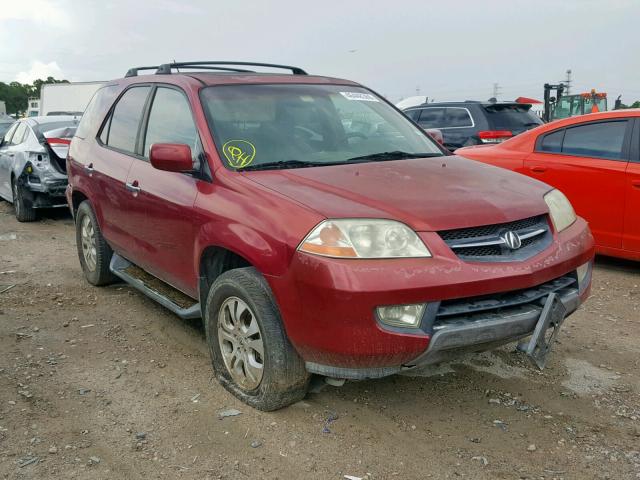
(0, 202, 638, 480)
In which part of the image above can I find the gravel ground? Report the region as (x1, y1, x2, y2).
(0, 202, 639, 480)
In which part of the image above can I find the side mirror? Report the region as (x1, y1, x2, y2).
(149, 143, 193, 172)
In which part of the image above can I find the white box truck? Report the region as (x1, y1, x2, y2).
(39, 81, 106, 116)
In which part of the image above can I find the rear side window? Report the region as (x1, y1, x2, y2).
(484, 105, 543, 131)
(539, 129, 564, 153)
(75, 85, 119, 139)
(102, 86, 151, 153)
(417, 108, 445, 128)
(10, 123, 27, 145)
(445, 108, 473, 128)
(143, 87, 199, 158)
(561, 121, 627, 159)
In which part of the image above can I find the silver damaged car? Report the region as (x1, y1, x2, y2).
(0, 116, 79, 222)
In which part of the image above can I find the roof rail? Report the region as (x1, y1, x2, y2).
(125, 65, 160, 78)
(155, 61, 308, 75)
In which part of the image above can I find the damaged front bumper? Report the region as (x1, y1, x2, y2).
(268, 217, 594, 380)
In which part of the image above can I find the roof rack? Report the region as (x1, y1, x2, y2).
(125, 65, 160, 78)
(125, 61, 308, 78)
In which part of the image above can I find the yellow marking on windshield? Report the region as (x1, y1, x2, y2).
(222, 140, 256, 168)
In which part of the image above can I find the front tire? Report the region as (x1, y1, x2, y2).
(205, 267, 309, 411)
(12, 178, 36, 222)
(75, 201, 115, 286)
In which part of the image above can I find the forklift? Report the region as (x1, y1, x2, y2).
(543, 83, 608, 122)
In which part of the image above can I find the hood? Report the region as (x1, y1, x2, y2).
(246, 155, 551, 232)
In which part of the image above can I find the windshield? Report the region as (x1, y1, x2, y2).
(200, 84, 443, 170)
(483, 105, 543, 132)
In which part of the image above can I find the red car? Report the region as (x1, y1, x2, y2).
(67, 62, 594, 410)
(456, 110, 640, 261)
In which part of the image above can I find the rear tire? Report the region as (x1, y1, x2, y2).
(75, 201, 115, 286)
(12, 178, 36, 222)
(205, 267, 309, 411)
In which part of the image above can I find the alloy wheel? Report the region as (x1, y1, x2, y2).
(80, 215, 97, 271)
(217, 296, 265, 390)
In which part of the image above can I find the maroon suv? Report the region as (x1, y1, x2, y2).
(67, 62, 594, 410)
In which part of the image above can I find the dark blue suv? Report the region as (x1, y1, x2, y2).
(403, 101, 543, 151)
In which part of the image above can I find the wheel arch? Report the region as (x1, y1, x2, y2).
(198, 245, 254, 308)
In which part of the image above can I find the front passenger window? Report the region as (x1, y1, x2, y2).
(143, 87, 200, 159)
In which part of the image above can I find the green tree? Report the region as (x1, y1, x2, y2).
(0, 77, 69, 116)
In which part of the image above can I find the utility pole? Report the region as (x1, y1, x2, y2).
(564, 69, 572, 95)
(492, 82, 501, 100)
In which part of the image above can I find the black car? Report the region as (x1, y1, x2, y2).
(403, 101, 543, 151)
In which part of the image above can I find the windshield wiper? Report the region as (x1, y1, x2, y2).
(345, 151, 442, 163)
(240, 160, 331, 171)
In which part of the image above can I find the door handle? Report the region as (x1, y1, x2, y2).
(125, 181, 141, 194)
(7, 152, 14, 157)
(84, 163, 94, 174)
(529, 166, 547, 173)
(632, 180, 640, 189)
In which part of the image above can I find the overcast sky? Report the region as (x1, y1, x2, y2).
(1, 0, 638, 103)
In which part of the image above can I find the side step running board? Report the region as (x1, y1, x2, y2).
(109, 254, 201, 319)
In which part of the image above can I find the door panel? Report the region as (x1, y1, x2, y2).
(525, 120, 631, 249)
(91, 85, 151, 260)
(90, 147, 135, 257)
(124, 162, 199, 294)
(525, 152, 626, 248)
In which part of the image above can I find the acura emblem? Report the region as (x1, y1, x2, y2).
(502, 231, 522, 250)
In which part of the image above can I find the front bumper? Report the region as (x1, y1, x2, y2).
(267, 217, 594, 379)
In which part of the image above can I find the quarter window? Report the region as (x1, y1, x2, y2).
(76, 85, 118, 139)
(143, 87, 199, 158)
(103, 86, 151, 153)
(562, 121, 627, 159)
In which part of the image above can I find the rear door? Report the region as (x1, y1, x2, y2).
(93, 85, 152, 259)
(622, 119, 640, 255)
(124, 85, 202, 296)
(416, 107, 475, 150)
(524, 119, 632, 248)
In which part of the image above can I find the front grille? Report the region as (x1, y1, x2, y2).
(438, 214, 551, 262)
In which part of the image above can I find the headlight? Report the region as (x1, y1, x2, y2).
(298, 219, 431, 258)
(544, 189, 576, 233)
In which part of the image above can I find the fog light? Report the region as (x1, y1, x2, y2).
(376, 303, 426, 328)
(576, 261, 592, 293)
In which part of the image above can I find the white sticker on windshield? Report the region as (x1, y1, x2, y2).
(339, 91, 379, 102)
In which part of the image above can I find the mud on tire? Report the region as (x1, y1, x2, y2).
(75, 200, 116, 286)
(205, 267, 309, 411)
